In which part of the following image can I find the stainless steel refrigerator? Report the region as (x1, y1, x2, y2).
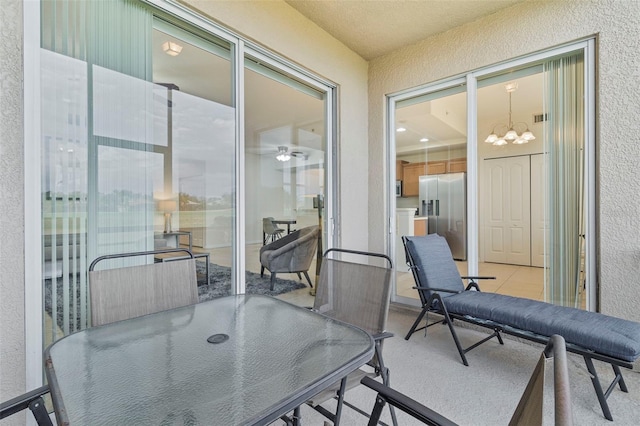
(419, 172, 467, 260)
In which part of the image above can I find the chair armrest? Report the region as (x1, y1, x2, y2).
(360, 377, 458, 426)
(0, 385, 52, 425)
(413, 286, 461, 294)
(372, 331, 394, 342)
(461, 276, 496, 280)
(460, 277, 494, 292)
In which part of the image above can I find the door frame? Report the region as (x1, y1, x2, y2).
(25, 0, 338, 393)
(387, 38, 596, 310)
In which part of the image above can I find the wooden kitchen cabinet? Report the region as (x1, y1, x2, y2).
(447, 158, 467, 173)
(396, 160, 408, 180)
(426, 161, 447, 175)
(402, 162, 426, 196)
(401, 158, 465, 197)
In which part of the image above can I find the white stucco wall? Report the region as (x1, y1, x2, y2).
(368, 0, 640, 320)
(183, 0, 370, 252)
(0, 0, 27, 420)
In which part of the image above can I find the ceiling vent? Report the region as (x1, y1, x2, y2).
(533, 113, 548, 123)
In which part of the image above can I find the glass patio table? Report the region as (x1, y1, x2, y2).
(44, 295, 374, 425)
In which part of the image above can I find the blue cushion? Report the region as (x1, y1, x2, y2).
(404, 235, 464, 299)
(445, 291, 640, 362)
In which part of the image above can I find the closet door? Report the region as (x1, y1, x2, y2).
(484, 156, 531, 265)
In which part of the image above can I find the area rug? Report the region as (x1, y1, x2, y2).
(197, 263, 308, 301)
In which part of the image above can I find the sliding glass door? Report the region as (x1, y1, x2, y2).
(389, 42, 594, 310)
(38, 0, 335, 353)
(243, 54, 328, 297)
(40, 0, 236, 346)
(391, 83, 468, 303)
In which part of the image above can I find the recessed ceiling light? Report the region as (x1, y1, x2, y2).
(162, 41, 183, 56)
(396, 127, 406, 132)
(420, 138, 429, 142)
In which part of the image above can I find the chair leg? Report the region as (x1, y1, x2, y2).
(270, 273, 276, 291)
(376, 345, 398, 426)
(333, 376, 348, 426)
(261, 266, 265, 277)
(404, 305, 430, 340)
(303, 271, 313, 287)
(583, 356, 616, 421)
(296, 272, 302, 280)
(367, 396, 386, 426)
(29, 398, 53, 426)
(437, 296, 470, 367)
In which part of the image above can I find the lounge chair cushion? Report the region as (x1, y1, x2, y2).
(445, 291, 640, 362)
(404, 234, 464, 297)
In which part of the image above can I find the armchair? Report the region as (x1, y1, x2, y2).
(260, 225, 319, 290)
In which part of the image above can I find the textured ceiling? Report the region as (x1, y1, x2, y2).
(285, 0, 524, 60)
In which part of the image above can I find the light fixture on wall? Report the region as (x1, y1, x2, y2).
(162, 41, 183, 56)
(484, 82, 536, 146)
(276, 146, 291, 162)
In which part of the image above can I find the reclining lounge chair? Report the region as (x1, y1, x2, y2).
(402, 234, 640, 421)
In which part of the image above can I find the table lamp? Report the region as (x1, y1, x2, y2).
(158, 200, 177, 233)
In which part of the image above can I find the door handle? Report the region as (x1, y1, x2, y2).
(435, 199, 439, 216)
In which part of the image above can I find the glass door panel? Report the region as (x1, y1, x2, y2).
(477, 70, 545, 301)
(244, 58, 326, 301)
(40, 0, 235, 348)
(394, 86, 468, 302)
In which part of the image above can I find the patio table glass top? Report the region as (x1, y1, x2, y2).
(45, 294, 374, 425)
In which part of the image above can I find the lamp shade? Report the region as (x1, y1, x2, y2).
(158, 200, 177, 213)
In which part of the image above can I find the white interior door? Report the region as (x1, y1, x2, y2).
(484, 156, 531, 265)
(530, 154, 546, 267)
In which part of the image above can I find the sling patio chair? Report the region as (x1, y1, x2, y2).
(302, 248, 398, 426)
(88, 248, 199, 326)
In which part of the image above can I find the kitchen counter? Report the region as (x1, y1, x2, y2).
(396, 209, 428, 271)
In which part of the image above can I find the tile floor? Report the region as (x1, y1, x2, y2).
(198, 242, 586, 308)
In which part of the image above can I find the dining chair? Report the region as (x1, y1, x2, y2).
(263, 217, 285, 245)
(305, 248, 398, 426)
(88, 248, 199, 326)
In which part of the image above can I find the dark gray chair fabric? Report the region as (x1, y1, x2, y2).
(259, 225, 319, 290)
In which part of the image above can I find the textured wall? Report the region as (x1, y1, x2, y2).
(368, 0, 640, 320)
(0, 0, 26, 419)
(183, 0, 370, 251)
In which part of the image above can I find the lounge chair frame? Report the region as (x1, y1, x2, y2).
(402, 235, 636, 421)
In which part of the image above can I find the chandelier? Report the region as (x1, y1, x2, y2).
(484, 82, 535, 146)
(276, 146, 291, 162)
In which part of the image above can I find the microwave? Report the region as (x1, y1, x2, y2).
(395, 180, 402, 197)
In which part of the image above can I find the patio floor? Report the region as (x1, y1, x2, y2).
(276, 289, 640, 425)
